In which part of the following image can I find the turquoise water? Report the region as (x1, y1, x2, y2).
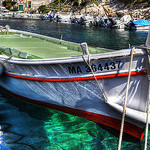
(0, 19, 149, 150)
(0, 94, 144, 150)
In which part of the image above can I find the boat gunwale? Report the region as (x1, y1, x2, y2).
(0, 29, 147, 65)
(0, 48, 146, 65)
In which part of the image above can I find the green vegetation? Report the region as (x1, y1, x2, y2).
(38, 5, 47, 14)
(37, 0, 149, 14)
(37, 0, 90, 14)
(2, 0, 17, 10)
(11, 6, 18, 11)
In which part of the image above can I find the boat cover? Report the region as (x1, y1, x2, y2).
(133, 19, 150, 25)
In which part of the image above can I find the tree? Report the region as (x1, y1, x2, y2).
(2, 0, 17, 10)
(38, 5, 46, 14)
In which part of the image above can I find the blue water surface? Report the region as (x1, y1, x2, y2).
(0, 19, 148, 49)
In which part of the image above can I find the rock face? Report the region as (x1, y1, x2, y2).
(108, 0, 150, 20)
(79, 2, 124, 17)
(80, 3, 108, 17)
(80, 1, 150, 20)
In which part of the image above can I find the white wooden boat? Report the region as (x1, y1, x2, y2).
(0, 29, 150, 142)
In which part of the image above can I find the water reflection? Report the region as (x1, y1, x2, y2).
(0, 19, 148, 50)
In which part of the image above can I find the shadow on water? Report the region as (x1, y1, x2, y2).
(0, 89, 143, 150)
(0, 93, 49, 149)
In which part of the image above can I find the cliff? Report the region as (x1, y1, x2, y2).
(78, 0, 150, 20)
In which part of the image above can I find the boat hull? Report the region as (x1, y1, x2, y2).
(0, 84, 145, 142)
(125, 25, 150, 30)
(0, 47, 148, 141)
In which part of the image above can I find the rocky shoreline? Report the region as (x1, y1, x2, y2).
(78, 1, 150, 20)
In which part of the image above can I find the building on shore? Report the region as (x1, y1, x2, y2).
(25, 0, 51, 12)
(0, 0, 53, 12)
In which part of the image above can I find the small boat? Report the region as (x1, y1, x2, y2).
(70, 16, 77, 23)
(54, 14, 62, 22)
(91, 17, 118, 28)
(125, 19, 150, 30)
(41, 14, 51, 20)
(0, 28, 150, 142)
(0, 14, 2, 19)
(49, 13, 55, 21)
(75, 15, 86, 25)
(116, 15, 132, 29)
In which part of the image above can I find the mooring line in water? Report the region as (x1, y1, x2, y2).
(118, 47, 134, 150)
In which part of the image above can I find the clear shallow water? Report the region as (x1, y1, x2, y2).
(0, 94, 143, 150)
(0, 19, 149, 150)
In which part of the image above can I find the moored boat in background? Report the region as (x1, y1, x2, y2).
(125, 19, 150, 30)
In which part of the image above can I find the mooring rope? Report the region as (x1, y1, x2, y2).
(1, 57, 13, 65)
(118, 47, 134, 150)
(0, 48, 13, 65)
(80, 42, 108, 101)
(82, 54, 108, 102)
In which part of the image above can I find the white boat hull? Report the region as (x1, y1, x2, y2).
(126, 25, 150, 30)
(0, 45, 148, 141)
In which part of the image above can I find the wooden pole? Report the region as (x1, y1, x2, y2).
(58, 0, 60, 14)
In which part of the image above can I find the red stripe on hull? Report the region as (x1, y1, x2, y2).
(0, 86, 144, 141)
(5, 70, 147, 82)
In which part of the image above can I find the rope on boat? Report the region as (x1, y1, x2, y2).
(118, 47, 134, 150)
(0, 49, 13, 75)
(85, 54, 108, 101)
(144, 49, 150, 150)
(0, 48, 13, 65)
(81, 42, 108, 102)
